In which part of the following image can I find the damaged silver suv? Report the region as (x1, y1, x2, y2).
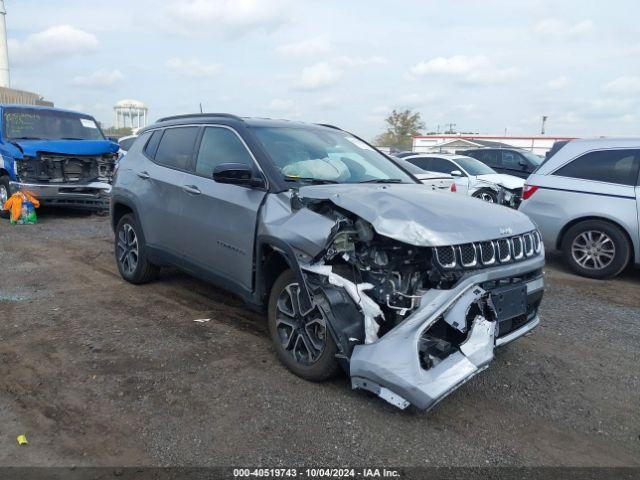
(110, 114, 545, 410)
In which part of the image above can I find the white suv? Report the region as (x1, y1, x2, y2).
(519, 138, 640, 279)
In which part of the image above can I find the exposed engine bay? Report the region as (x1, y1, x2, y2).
(261, 184, 545, 410)
(16, 153, 117, 184)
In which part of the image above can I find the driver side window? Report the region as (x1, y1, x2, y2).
(501, 151, 520, 167)
(429, 158, 457, 174)
(195, 127, 254, 178)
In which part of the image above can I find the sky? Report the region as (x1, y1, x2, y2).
(5, 0, 640, 140)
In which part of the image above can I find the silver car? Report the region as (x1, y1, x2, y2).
(519, 138, 640, 279)
(111, 114, 545, 410)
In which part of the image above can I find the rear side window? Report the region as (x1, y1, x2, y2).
(501, 151, 520, 167)
(476, 150, 499, 167)
(154, 127, 199, 171)
(553, 149, 640, 186)
(429, 158, 457, 174)
(144, 130, 163, 159)
(407, 157, 431, 170)
(195, 127, 254, 178)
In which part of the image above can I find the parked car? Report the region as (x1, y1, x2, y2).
(111, 113, 544, 411)
(393, 151, 419, 159)
(0, 105, 119, 210)
(388, 156, 454, 191)
(519, 138, 640, 279)
(118, 135, 138, 154)
(405, 153, 525, 207)
(463, 148, 543, 179)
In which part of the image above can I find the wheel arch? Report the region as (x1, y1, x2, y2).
(254, 235, 313, 311)
(556, 215, 636, 259)
(111, 197, 140, 232)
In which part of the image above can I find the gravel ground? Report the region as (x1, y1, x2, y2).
(0, 208, 638, 467)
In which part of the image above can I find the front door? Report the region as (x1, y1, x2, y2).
(179, 126, 267, 293)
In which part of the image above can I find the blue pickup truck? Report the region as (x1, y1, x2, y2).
(0, 105, 119, 210)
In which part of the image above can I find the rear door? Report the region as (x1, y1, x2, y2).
(179, 125, 267, 292)
(429, 157, 469, 194)
(136, 126, 199, 256)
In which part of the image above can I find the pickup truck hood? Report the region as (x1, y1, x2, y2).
(298, 183, 534, 246)
(12, 139, 119, 158)
(475, 173, 525, 190)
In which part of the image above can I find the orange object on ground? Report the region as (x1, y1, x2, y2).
(2, 191, 40, 223)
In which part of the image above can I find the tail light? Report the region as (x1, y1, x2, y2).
(522, 184, 539, 200)
(450, 182, 457, 193)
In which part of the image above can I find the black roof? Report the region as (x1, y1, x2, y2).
(143, 113, 338, 133)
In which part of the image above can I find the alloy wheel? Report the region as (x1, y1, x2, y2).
(571, 230, 615, 270)
(275, 283, 327, 365)
(117, 223, 139, 275)
(477, 192, 495, 203)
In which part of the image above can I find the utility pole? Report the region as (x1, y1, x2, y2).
(541, 115, 548, 135)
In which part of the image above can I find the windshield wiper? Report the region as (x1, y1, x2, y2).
(60, 137, 85, 140)
(283, 176, 339, 185)
(10, 136, 43, 140)
(359, 178, 405, 184)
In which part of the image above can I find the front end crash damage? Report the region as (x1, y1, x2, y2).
(259, 186, 544, 410)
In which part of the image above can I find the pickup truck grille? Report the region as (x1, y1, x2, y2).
(434, 231, 542, 270)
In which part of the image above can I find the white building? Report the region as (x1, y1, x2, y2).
(412, 134, 576, 156)
(114, 99, 148, 130)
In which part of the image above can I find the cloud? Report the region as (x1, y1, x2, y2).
(71, 69, 124, 87)
(396, 93, 437, 108)
(276, 36, 332, 59)
(547, 76, 570, 90)
(335, 56, 387, 67)
(533, 19, 594, 38)
(164, 0, 290, 36)
(9, 25, 98, 66)
(296, 62, 342, 90)
(603, 76, 640, 95)
(267, 98, 295, 111)
(408, 55, 520, 85)
(165, 58, 223, 77)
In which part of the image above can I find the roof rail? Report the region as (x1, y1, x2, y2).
(157, 113, 244, 123)
(316, 123, 343, 131)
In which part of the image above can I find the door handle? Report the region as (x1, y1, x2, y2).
(182, 185, 201, 195)
(136, 171, 150, 179)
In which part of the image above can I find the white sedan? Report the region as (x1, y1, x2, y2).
(404, 153, 525, 207)
(389, 156, 454, 191)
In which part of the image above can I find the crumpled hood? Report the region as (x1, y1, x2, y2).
(475, 174, 525, 190)
(298, 183, 534, 246)
(12, 139, 119, 158)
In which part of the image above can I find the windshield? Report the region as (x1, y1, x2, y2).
(520, 150, 543, 166)
(251, 126, 415, 184)
(455, 157, 497, 175)
(3, 108, 105, 141)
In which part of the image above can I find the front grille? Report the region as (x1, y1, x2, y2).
(435, 230, 541, 270)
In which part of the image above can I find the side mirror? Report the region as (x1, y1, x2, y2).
(450, 169, 463, 177)
(213, 163, 265, 188)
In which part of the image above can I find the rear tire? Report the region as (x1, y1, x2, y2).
(115, 213, 160, 284)
(561, 220, 630, 279)
(268, 269, 340, 381)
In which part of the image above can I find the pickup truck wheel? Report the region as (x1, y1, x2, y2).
(115, 213, 160, 284)
(268, 269, 340, 381)
(561, 220, 630, 279)
(472, 188, 498, 203)
(0, 176, 10, 219)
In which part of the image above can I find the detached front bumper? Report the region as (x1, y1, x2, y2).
(9, 181, 112, 210)
(350, 255, 544, 410)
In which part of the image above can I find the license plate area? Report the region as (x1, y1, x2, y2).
(490, 284, 527, 322)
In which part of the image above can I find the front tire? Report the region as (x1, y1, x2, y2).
(472, 188, 498, 203)
(115, 213, 160, 284)
(561, 220, 630, 279)
(0, 175, 10, 219)
(268, 269, 340, 381)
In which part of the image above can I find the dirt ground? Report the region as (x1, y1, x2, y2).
(0, 208, 638, 467)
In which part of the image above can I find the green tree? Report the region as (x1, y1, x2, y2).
(375, 109, 425, 151)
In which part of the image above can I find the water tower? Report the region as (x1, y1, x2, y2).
(114, 99, 148, 130)
(0, 0, 11, 87)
